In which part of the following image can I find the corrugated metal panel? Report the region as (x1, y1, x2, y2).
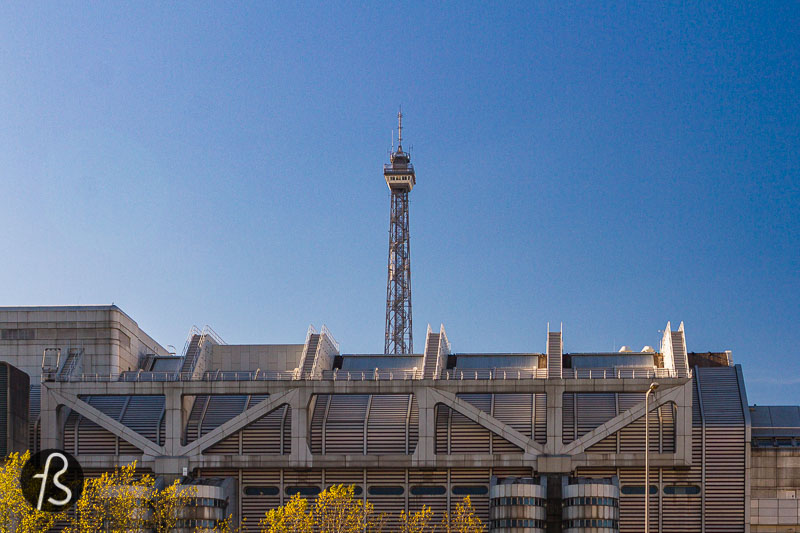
(241, 470, 280, 526)
(409, 470, 448, 522)
(451, 469, 490, 524)
(450, 394, 491, 454)
(241, 395, 288, 456)
(0, 365, 7, 456)
(367, 395, 411, 454)
(618, 468, 654, 533)
(283, 470, 322, 505)
(435, 404, 451, 454)
(202, 396, 248, 455)
(492, 394, 530, 453)
(367, 469, 406, 530)
(562, 393, 575, 443)
(576, 393, 617, 452)
(577, 393, 616, 438)
(697, 367, 745, 532)
(618, 393, 659, 453)
(77, 396, 127, 455)
(185, 395, 209, 444)
(324, 395, 369, 454)
(119, 395, 164, 445)
(534, 393, 547, 445)
(310, 394, 329, 454)
(659, 402, 676, 453)
(29, 385, 40, 453)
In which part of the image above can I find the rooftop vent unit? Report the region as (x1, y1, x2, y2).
(618, 346, 631, 352)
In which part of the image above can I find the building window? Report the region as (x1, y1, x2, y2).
(244, 486, 280, 496)
(285, 486, 321, 497)
(368, 486, 404, 496)
(452, 485, 488, 496)
(410, 485, 446, 496)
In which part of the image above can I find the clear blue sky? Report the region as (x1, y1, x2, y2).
(1, 3, 797, 404)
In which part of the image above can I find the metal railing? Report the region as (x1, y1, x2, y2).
(563, 368, 677, 379)
(321, 368, 422, 381)
(42, 367, 680, 383)
(440, 368, 548, 380)
(42, 369, 299, 382)
(201, 325, 225, 346)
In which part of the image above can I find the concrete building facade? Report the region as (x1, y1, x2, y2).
(1, 305, 798, 532)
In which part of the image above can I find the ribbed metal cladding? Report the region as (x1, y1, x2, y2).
(409, 469, 448, 522)
(241, 470, 280, 525)
(367, 394, 411, 454)
(70, 396, 133, 455)
(202, 396, 248, 454)
(367, 468, 406, 529)
(28, 385, 40, 452)
(534, 393, 547, 445)
(563, 393, 675, 454)
(0, 364, 7, 456)
(120, 395, 165, 445)
(436, 394, 537, 454)
(562, 478, 619, 533)
(310, 394, 417, 455)
(451, 468, 491, 523)
(324, 394, 368, 454)
(451, 394, 492, 453)
(696, 367, 746, 532)
(490, 478, 546, 533)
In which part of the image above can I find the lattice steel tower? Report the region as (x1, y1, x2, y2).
(384, 111, 416, 354)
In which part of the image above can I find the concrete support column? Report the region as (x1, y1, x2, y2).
(289, 389, 312, 467)
(412, 388, 435, 467)
(164, 386, 183, 456)
(39, 383, 63, 450)
(545, 383, 563, 455)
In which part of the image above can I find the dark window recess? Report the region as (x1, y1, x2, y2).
(621, 485, 658, 495)
(244, 486, 280, 496)
(663, 485, 701, 496)
(368, 485, 404, 496)
(285, 486, 321, 497)
(452, 485, 488, 496)
(410, 485, 447, 496)
(1, 329, 35, 340)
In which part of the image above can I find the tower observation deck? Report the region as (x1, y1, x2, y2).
(384, 111, 415, 355)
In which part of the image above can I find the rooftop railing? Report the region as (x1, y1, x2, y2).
(563, 368, 677, 379)
(321, 369, 422, 381)
(42, 366, 681, 383)
(441, 368, 548, 380)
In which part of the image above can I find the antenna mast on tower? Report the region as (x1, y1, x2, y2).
(383, 110, 416, 354)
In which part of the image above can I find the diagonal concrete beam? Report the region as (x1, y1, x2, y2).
(178, 389, 297, 456)
(51, 390, 166, 457)
(560, 384, 685, 455)
(429, 389, 545, 455)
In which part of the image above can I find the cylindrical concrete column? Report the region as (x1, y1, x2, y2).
(562, 477, 619, 533)
(489, 477, 547, 532)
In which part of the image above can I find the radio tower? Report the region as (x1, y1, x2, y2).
(384, 110, 416, 354)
